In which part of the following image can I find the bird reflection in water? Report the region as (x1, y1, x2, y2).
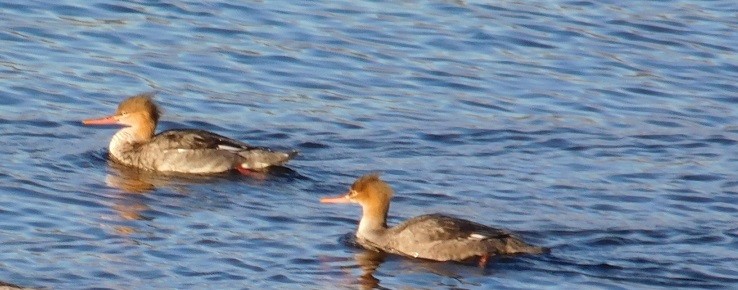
(335, 249, 478, 290)
(105, 159, 227, 194)
(353, 250, 387, 290)
(105, 158, 295, 194)
(103, 160, 297, 224)
(103, 160, 227, 232)
(104, 160, 164, 235)
(333, 233, 389, 289)
(334, 234, 493, 289)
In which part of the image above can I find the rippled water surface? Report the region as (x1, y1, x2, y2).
(2, 1, 738, 289)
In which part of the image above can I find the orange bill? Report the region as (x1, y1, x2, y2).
(82, 115, 119, 125)
(320, 193, 351, 204)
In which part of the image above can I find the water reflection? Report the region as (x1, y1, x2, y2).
(104, 159, 298, 194)
(103, 160, 227, 226)
(332, 233, 384, 289)
(103, 160, 299, 223)
(353, 250, 387, 290)
(345, 249, 482, 289)
(104, 160, 225, 194)
(337, 234, 493, 289)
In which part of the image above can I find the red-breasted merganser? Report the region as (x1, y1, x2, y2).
(321, 174, 547, 267)
(82, 93, 296, 174)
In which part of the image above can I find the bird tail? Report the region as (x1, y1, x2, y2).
(238, 150, 298, 171)
(524, 245, 550, 254)
(509, 238, 550, 254)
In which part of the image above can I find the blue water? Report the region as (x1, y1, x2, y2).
(1, 0, 738, 289)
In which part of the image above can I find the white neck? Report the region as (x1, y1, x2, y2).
(356, 203, 388, 242)
(109, 127, 139, 161)
(358, 216, 385, 234)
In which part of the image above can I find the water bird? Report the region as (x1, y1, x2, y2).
(82, 93, 296, 174)
(321, 174, 547, 267)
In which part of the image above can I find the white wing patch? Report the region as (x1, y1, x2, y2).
(241, 162, 269, 169)
(469, 233, 487, 240)
(217, 145, 242, 151)
(177, 149, 191, 153)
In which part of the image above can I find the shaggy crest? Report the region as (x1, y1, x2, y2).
(115, 93, 161, 123)
(351, 173, 394, 200)
(352, 173, 380, 191)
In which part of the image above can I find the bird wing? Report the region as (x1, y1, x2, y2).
(390, 213, 512, 243)
(152, 129, 265, 152)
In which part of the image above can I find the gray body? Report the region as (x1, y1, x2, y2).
(356, 213, 547, 261)
(110, 129, 295, 174)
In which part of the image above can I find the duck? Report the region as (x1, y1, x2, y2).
(320, 174, 547, 267)
(82, 93, 296, 174)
